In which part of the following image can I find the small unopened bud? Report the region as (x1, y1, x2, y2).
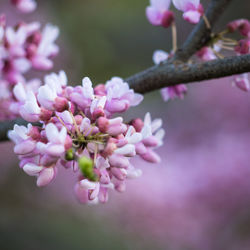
(40, 108, 53, 121)
(78, 156, 97, 181)
(131, 118, 144, 132)
(235, 39, 250, 54)
(97, 117, 109, 133)
(28, 126, 41, 141)
(54, 97, 69, 112)
(94, 84, 106, 96)
(65, 148, 74, 161)
(161, 11, 174, 28)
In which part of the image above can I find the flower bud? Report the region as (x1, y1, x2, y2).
(235, 39, 250, 54)
(78, 156, 97, 181)
(161, 11, 174, 28)
(54, 97, 69, 112)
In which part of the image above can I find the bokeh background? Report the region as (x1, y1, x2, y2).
(1, 0, 250, 249)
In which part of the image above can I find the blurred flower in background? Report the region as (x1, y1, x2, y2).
(1, 0, 250, 250)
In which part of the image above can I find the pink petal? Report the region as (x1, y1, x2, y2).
(183, 10, 201, 24)
(36, 167, 55, 187)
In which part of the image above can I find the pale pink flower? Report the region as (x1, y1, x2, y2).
(173, 0, 203, 24)
(70, 77, 94, 109)
(20, 91, 41, 122)
(74, 179, 100, 205)
(31, 24, 59, 70)
(98, 117, 127, 136)
(90, 96, 107, 119)
(44, 123, 67, 157)
(5, 26, 27, 57)
(37, 71, 68, 111)
(8, 124, 36, 155)
(233, 73, 250, 92)
(160, 84, 188, 101)
(105, 77, 143, 114)
(23, 163, 57, 187)
(146, 0, 174, 28)
(153, 50, 169, 64)
(11, 0, 37, 13)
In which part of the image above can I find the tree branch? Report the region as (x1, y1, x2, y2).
(0, 0, 244, 143)
(126, 54, 250, 94)
(174, 0, 232, 61)
(2, 54, 250, 142)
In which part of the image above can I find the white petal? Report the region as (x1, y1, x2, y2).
(115, 144, 135, 156)
(23, 163, 43, 176)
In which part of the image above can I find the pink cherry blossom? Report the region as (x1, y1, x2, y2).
(146, 0, 174, 28)
(172, 0, 203, 24)
(105, 77, 143, 114)
(233, 73, 250, 92)
(11, 0, 37, 13)
(8, 70, 165, 204)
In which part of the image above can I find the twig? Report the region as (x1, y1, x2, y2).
(126, 54, 250, 94)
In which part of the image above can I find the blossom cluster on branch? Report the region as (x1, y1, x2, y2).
(8, 72, 165, 204)
(1, 0, 250, 205)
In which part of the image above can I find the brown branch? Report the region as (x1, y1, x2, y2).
(2, 55, 250, 142)
(0, 0, 244, 143)
(174, 0, 232, 62)
(126, 54, 250, 94)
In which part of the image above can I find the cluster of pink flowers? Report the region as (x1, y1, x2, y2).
(146, 0, 203, 28)
(0, 1, 58, 120)
(8, 72, 165, 204)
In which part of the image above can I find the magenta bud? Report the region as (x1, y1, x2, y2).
(0, 14, 6, 27)
(103, 140, 117, 156)
(161, 11, 175, 28)
(94, 84, 106, 96)
(92, 108, 105, 120)
(114, 180, 126, 193)
(26, 44, 37, 58)
(141, 149, 161, 163)
(40, 108, 53, 121)
(97, 117, 109, 133)
(54, 97, 69, 112)
(239, 21, 250, 37)
(74, 115, 83, 125)
(235, 39, 250, 54)
(111, 167, 127, 181)
(131, 118, 144, 132)
(99, 188, 108, 203)
(28, 126, 41, 141)
(142, 136, 159, 147)
(64, 135, 73, 150)
(135, 142, 147, 155)
(109, 154, 130, 169)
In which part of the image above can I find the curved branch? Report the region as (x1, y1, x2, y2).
(0, 0, 241, 143)
(127, 54, 250, 94)
(2, 54, 250, 143)
(174, 0, 232, 62)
